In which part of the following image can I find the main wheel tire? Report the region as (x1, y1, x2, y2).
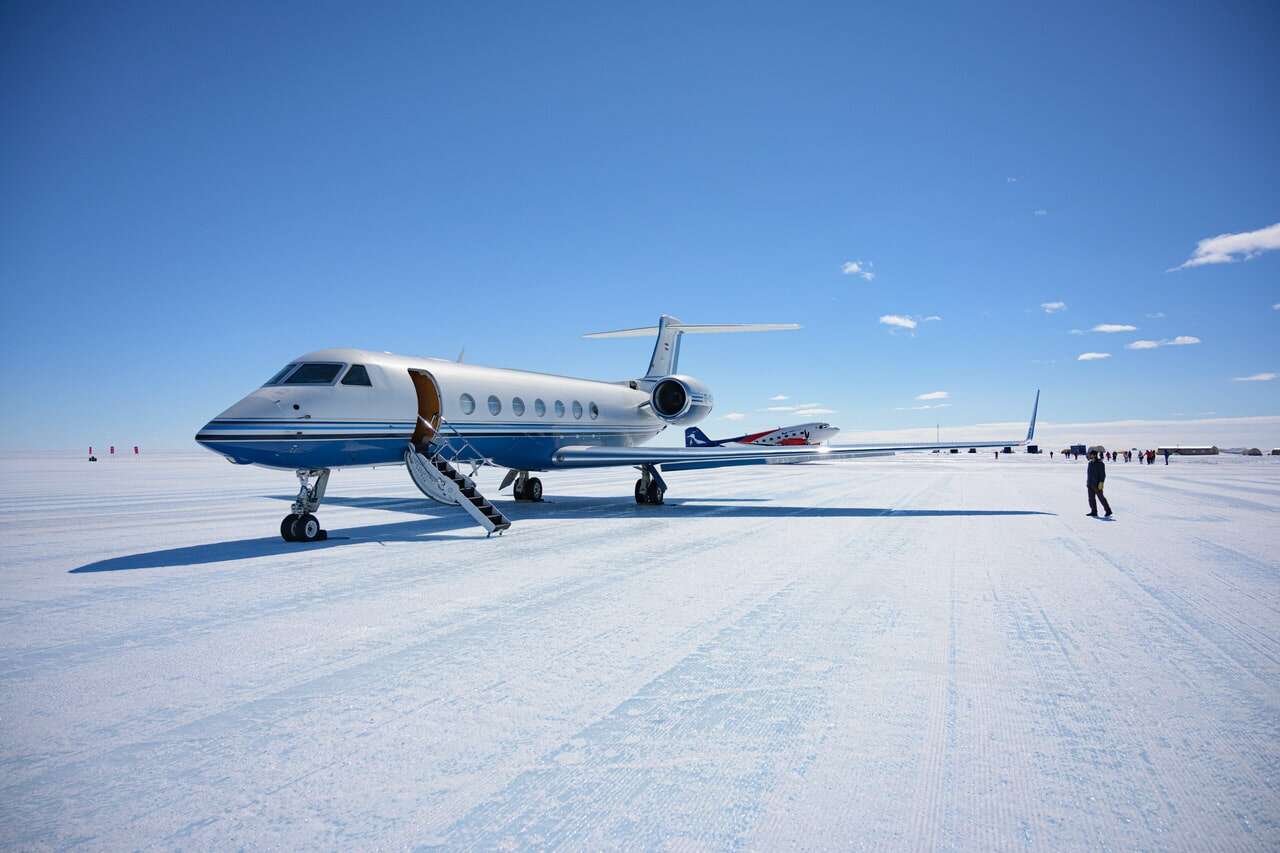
(527, 478, 542, 501)
(635, 479, 648, 504)
(281, 514, 301, 541)
(293, 513, 322, 542)
(645, 480, 664, 505)
(513, 479, 527, 501)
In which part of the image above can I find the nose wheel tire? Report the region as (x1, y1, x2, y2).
(281, 514, 301, 541)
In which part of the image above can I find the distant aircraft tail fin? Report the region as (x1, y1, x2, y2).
(1026, 389, 1040, 442)
(584, 315, 800, 378)
(685, 427, 716, 447)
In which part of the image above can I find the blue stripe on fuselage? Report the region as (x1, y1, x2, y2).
(195, 429, 662, 470)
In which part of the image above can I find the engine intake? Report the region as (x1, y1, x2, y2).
(649, 375, 713, 426)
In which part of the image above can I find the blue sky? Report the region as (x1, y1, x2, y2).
(2, 1, 1277, 449)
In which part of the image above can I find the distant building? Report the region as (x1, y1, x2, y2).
(1156, 446, 1219, 456)
(1272, 449, 1280, 456)
(1243, 448, 1262, 456)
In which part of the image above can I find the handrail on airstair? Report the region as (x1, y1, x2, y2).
(418, 415, 490, 473)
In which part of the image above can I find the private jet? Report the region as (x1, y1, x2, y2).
(196, 315, 1038, 541)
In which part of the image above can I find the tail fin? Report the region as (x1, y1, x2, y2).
(584, 314, 800, 378)
(685, 427, 716, 447)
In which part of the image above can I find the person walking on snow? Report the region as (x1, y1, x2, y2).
(1086, 450, 1113, 518)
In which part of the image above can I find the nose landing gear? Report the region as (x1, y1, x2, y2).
(281, 468, 330, 542)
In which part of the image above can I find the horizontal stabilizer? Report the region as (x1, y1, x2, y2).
(583, 322, 800, 339)
(585, 314, 800, 378)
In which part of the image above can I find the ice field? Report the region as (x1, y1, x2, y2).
(1, 450, 1278, 849)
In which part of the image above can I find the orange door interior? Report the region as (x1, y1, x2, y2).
(409, 369, 442, 447)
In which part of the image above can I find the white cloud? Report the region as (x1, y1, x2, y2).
(765, 405, 796, 412)
(896, 403, 951, 411)
(841, 260, 875, 281)
(1128, 336, 1201, 350)
(1232, 372, 1275, 382)
(1077, 352, 1111, 361)
(1092, 323, 1137, 333)
(794, 407, 836, 416)
(769, 394, 789, 401)
(1033, 209, 1048, 216)
(1273, 303, 1279, 310)
(1068, 329, 1085, 335)
(1170, 221, 1280, 270)
(1007, 176, 1018, 183)
(1146, 311, 1166, 319)
(1041, 301, 1066, 313)
(916, 391, 949, 401)
(722, 412, 746, 421)
(879, 314, 918, 330)
(923, 315, 942, 322)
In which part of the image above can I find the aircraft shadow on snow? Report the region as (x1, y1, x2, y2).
(69, 495, 1053, 574)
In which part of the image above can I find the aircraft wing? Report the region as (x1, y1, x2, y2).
(551, 390, 1039, 472)
(553, 439, 1003, 471)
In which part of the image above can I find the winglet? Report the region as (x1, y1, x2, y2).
(1026, 389, 1040, 442)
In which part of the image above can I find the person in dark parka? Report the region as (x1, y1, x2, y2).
(1086, 450, 1113, 517)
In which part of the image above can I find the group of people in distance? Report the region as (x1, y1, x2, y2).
(1055, 448, 1167, 465)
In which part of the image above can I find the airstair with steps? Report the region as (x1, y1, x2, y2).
(404, 416, 511, 536)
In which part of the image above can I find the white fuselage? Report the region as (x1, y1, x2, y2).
(196, 348, 666, 470)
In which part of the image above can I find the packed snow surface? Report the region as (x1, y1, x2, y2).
(1, 451, 1278, 850)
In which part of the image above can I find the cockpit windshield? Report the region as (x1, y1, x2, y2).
(282, 363, 344, 385)
(264, 364, 298, 386)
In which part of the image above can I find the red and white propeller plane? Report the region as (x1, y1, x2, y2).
(685, 423, 839, 448)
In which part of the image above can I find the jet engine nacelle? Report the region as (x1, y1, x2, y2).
(649, 374, 714, 426)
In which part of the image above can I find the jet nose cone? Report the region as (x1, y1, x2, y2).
(195, 421, 217, 448)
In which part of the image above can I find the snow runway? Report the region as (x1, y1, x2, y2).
(1, 452, 1277, 849)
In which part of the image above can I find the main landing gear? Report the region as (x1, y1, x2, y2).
(281, 468, 330, 542)
(511, 471, 543, 502)
(634, 464, 666, 505)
